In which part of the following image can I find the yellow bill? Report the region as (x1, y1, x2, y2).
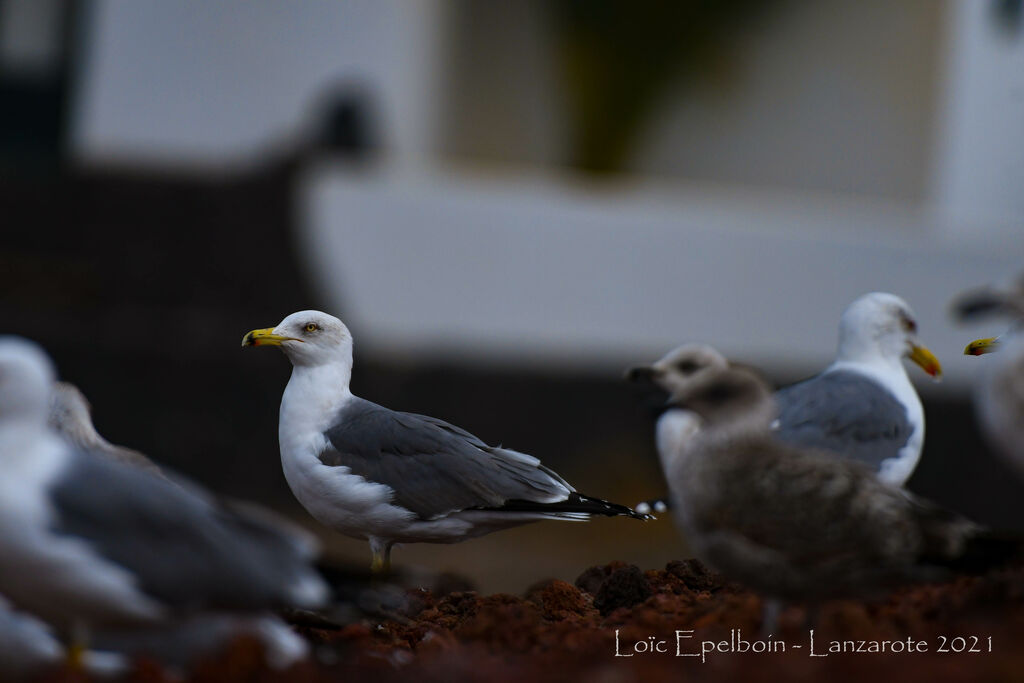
(241, 328, 301, 348)
(964, 337, 1000, 356)
(908, 343, 942, 378)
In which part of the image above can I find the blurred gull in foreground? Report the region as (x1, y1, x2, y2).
(0, 595, 126, 680)
(647, 347, 1013, 629)
(955, 277, 1024, 477)
(0, 337, 327, 668)
(630, 292, 941, 514)
(243, 310, 651, 572)
(48, 382, 162, 476)
(46, 378, 399, 669)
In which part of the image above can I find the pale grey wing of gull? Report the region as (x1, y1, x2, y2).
(50, 381, 318, 560)
(47, 448, 328, 613)
(322, 397, 586, 520)
(773, 370, 914, 475)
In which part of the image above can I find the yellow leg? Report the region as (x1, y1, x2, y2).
(66, 620, 89, 671)
(369, 538, 393, 574)
(67, 642, 86, 670)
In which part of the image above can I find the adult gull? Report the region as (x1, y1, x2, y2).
(630, 292, 941, 513)
(243, 310, 651, 571)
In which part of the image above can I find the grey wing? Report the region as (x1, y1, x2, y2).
(321, 398, 574, 519)
(48, 450, 325, 611)
(773, 370, 913, 472)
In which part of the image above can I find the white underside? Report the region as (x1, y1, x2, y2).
(655, 409, 702, 509)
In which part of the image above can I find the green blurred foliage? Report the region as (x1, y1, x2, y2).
(550, 0, 785, 173)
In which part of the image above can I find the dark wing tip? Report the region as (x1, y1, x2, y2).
(569, 493, 656, 520)
(480, 493, 655, 520)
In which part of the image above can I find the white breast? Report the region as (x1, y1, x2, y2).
(277, 373, 414, 541)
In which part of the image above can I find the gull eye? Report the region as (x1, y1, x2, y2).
(304, 323, 319, 333)
(676, 359, 701, 374)
(901, 315, 917, 333)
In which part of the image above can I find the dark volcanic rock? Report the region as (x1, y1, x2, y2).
(36, 559, 1024, 682)
(593, 564, 653, 616)
(664, 558, 720, 593)
(523, 579, 595, 621)
(574, 560, 629, 595)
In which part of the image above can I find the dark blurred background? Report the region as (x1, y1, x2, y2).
(2, 0, 1023, 593)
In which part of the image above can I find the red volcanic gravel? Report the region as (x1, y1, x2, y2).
(34, 559, 1024, 682)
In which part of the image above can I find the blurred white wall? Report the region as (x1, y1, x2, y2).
(930, 0, 1024, 230)
(300, 165, 1020, 392)
(71, 0, 1023, 384)
(637, 0, 941, 203)
(74, 0, 441, 168)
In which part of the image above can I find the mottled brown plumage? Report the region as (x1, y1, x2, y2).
(660, 357, 1005, 603)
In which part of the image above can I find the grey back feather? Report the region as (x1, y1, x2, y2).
(773, 370, 912, 470)
(48, 450, 324, 611)
(321, 398, 573, 519)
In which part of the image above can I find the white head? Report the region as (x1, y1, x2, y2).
(0, 337, 57, 427)
(242, 310, 354, 369)
(836, 292, 941, 378)
(626, 343, 729, 397)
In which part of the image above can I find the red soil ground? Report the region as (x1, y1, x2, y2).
(35, 559, 1024, 683)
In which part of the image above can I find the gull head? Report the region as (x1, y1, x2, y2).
(953, 275, 1024, 356)
(626, 344, 729, 397)
(48, 382, 97, 438)
(665, 365, 776, 431)
(953, 273, 1024, 324)
(242, 310, 353, 368)
(964, 336, 1002, 356)
(49, 381, 91, 424)
(837, 292, 941, 378)
(0, 337, 56, 424)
